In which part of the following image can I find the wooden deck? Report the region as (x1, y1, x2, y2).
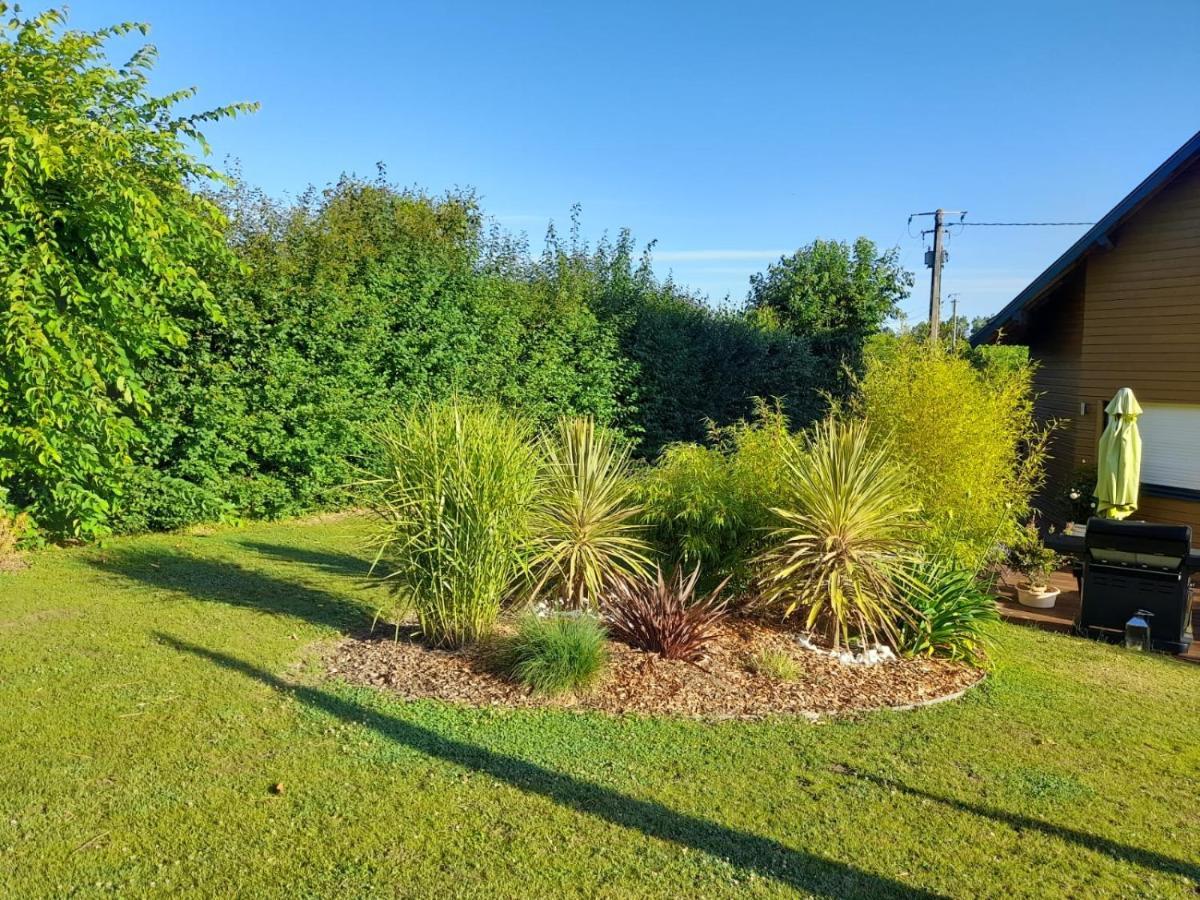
(996, 568, 1200, 663)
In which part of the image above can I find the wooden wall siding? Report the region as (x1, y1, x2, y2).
(1079, 158, 1200, 408)
(1026, 272, 1086, 521)
(1075, 157, 1200, 533)
(1139, 494, 1200, 529)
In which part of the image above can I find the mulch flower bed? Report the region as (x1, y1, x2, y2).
(325, 617, 983, 720)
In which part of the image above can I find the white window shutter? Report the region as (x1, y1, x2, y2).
(1138, 404, 1200, 491)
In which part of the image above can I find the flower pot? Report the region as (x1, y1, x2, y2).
(1017, 584, 1059, 609)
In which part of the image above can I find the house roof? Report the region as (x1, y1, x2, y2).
(970, 129, 1200, 346)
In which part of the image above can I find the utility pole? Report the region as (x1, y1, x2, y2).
(909, 209, 965, 345)
(928, 209, 946, 343)
(949, 294, 959, 346)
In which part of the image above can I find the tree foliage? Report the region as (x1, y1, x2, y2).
(1, 8, 913, 540)
(747, 237, 912, 387)
(0, 6, 253, 537)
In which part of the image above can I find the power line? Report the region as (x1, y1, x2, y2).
(904, 211, 1095, 344)
(955, 220, 1095, 227)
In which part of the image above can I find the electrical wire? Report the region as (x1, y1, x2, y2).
(956, 221, 1094, 227)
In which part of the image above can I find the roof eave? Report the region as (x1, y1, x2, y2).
(970, 128, 1200, 347)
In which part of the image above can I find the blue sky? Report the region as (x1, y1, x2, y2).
(72, 0, 1200, 323)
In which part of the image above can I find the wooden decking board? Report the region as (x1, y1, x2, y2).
(995, 568, 1200, 664)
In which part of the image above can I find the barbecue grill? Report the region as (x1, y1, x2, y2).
(1077, 517, 1195, 654)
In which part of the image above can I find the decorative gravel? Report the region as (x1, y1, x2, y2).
(325, 618, 983, 721)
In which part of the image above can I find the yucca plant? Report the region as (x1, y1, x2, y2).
(529, 417, 652, 610)
(755, 417, 917, 651)
(496, 613, 609, 695)
(899, 556, 1000, 664)
(603, 566, 730, 661)
(364, 399, 540, 647)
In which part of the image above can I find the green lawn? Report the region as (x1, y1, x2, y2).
(1, 517, 1197, 898)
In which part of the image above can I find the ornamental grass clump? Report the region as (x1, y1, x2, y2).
(497, 614, 608, 695)
(745, 648, 801, 682)
(898, 556, 999, 664)
(755, 417, 917, 651)
(529, 417, 652, 610)
(603, 566, 730, 661)
(365, 399, 540, 647)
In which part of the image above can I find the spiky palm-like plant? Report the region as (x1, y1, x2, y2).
(530, 417, 652, 610)
(755, 418, 917, 650)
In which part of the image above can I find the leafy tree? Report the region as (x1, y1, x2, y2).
(0, 6, 253, 537)
(969, 314, 993, 338)
(746, 238, 912, 389)
(906, 315, 973, 350)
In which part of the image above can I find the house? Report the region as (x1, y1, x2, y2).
(972, 129, 1200, 532)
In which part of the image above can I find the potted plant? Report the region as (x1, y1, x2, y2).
(1061, 465, 1097, 536)
(1009, 519, 1061, 609)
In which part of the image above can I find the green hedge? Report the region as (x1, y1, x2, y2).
(112, 181, 828, 534)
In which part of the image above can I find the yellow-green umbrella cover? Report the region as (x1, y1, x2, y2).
(1094, 387, 1142, 520)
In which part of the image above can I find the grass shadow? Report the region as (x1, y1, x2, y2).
(850, 770, 1200, 884)
(90, 549, 376, 632)
(239, 541, 374, 579)
(159, 633, 943, 898)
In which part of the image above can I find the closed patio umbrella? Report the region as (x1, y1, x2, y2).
(1094, 387, 1142, 520)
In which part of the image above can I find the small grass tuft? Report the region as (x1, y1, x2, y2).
(745, 648, 801, 682)
(498, 614, 609, 695)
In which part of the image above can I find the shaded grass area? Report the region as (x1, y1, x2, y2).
(0, 517, 1197, 897)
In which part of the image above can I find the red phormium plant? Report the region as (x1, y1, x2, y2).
(602, 566, 731, 661)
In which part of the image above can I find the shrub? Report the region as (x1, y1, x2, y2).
(529, 417, 652, 609)
(365, 400, 540, 646)
(0, 8, 251, 538)
(625, 293, 822, 455)
(108, 467, 234, 535)
(1061, 465, 1098, 525)
(756, 417, 917, 650)
(637, 442, 737, 570)
(854, 335, 1049, 573)
(497, 614, 608, 695)
(0, 511, 31, 572)
(637, 401, 793, 586)
(603, 566, 730, 661)
(899, 557, 1000, 663)
(745, 648, 801, 682)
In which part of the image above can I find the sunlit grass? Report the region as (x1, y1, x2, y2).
(0, 515, 1197, 897)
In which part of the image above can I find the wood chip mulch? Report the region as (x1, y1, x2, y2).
(325, 618, 983, 721)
